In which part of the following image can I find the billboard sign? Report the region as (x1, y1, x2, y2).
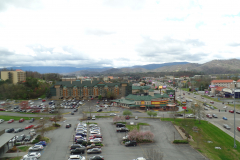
(162, 86, 167, 89)
(182, 106, 187, 109)
(209, 85, 218, 88)
(166, 90, 175, 95)
(159, 86, 163, 89)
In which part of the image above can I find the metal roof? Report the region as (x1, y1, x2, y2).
(0, 133, 16, 148)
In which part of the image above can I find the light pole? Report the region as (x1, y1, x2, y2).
(233, 82, 237, 148)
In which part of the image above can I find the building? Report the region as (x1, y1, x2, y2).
(132, 86, 151, 94)
(112, 89, 177, 111)
(0, 69, 26, 84)
(49, 80, 132, 100)
(61, 76, 77, 81)
(0, 130, 16, 156)
(210, 79, 235, 95)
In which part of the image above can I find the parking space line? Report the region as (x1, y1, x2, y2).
(138, 143, 148, 159)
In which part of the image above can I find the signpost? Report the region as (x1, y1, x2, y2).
(182, 106, 187, 119)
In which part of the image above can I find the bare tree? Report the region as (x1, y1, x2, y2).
(194, 102, 206, 124)
(180, 119, 195, 141)
(36, 116, 49, 138)
(146, 148, 164, 160)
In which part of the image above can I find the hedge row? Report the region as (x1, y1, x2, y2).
(173, 140, 189, 144)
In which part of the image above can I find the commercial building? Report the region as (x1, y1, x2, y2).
(0, 130, 16, 156)
(0, 69, 26, 84)
(49, 80, 132, 100)
(112, 89, 177, 111)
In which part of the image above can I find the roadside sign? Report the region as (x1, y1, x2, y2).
(182, 106, 187, 109)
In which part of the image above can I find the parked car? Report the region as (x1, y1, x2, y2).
(22, 157, 37, 160)
(87, 148, 101, 154)
(75, 139, 87, 144)
(66, 124, 72, 128)
(0, 108, 6, 111)
(223, 124, 231, 130)
(68, 155, 85, 160)
(8, 119, 14, 123)
(223, 106, 228, 109)
(42, 99, 46, 102)
(70, 148, 85, 154)
(116, 123, 125, 127)
(210, 101, 214, 104)
(210, 106, 215, 110)
(125, 140, 137, 147)
(109, 113, 117, 116)
(89, 155, 104, 160)
(29, 145, 44, 151)
(125, 115, 130, 120)
(97, 109, 102, 112)
(70, 144, 85, 150)
(116, 127, 129, 132)
(19, 118, 25, 123)
(223, 117, 228, 120)
(16, 134, 25, 142)
(229, 110, 234, 113)
(5, 128, 14, 133)
(133, 157, 146, 160)
(25, 125, 34, 129)
(135, 116, 138, 120)
(0, 119, 4, 123)
(14, 128, 24, 133)
(206, 114, 212, 118)
(204, 107, 208, 110)
(237, 127, 240, 132)
(90, 139, 102, 143)
(24, 135, 33, 141)
(29, 118, 35, 123)
(236, 111, 240, 114)
(186, 114, 195, 118)
(35, 141, 47, 146)
(212, 114, 218, 118)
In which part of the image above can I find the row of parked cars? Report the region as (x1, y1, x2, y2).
(66, 122, 104, 160)
(116, 123, 137, 147)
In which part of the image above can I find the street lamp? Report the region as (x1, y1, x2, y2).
(233, 82, 237, 148)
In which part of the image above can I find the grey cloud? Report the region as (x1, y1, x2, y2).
(0, 48, 15, 56)
(85, 29, 115, 36)
(0, 0, 43, 12)
(228, 43, 240, 47)
(135, 36, 206, 62)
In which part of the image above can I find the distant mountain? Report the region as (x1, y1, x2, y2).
(152, 63, 200, 72)
(130, 62, 189, 70)
(1, 66, 112, 74)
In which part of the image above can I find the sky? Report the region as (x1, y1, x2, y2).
(0, 0, 240, 69)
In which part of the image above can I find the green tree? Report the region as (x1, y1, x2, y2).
(98, 95, 102, 100)
(123, 110, 132, 116)
(147, 111, 153, 117)
(152, 112, 157, 118)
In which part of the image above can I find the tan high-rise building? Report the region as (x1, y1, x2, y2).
(1, 69, 26, 84)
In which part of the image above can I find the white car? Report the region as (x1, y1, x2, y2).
(133, 157, 147, 160)
(9, 136, 18, 143)
(23, 152, 41, 159)
(0, 119, 4, 123)
(223, 106, 228, 109)
(68, 155, 85, 160)
(90, 139, 102, 143)
(123, 135, 129, 140)
(130, 122, 134, 125)
(109, 113, 117, 116)
(29, 145, 44, 151)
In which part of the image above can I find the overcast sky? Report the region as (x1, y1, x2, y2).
(0, 0, 240, 69)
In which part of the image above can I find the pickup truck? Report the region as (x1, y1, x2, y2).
(116, 127, 129, 132)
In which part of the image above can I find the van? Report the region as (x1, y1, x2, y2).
(92, 115, 96, 120)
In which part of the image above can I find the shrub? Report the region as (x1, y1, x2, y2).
(52, 123, 61, 127)
(173, 140, 189, 144)
(87, 142, 92, 145)
(35, 135, 41, 141)
(32, 139, 40, 144)
(15, 143, 21, 146)
(10, 146, 17, 152)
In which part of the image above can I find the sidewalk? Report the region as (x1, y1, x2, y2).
(0, 152, 27, 158)
(210, 122, 240, 142)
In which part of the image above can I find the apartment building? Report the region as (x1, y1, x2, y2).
(0, 69, 26, 84)
(210, 79, 235, 95)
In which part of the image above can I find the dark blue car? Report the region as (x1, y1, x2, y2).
(35, 141, 47, 146)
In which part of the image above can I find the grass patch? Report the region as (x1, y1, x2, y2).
(113, 122, 127, 124)
(173, 139, 189, 144)
(95, 116, 111, 118)
(161, 118, 240, 160)
(17, 146, 30, 152)
(42, 137, 50, 143)
(87, 122, 98, 125)
(0, 115, 40, 121)
(84, 111, 118, 113)
(126, 125, 138, 131)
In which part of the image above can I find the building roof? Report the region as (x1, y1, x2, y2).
(211, 80, 234, 83)
(125, 93, 169, 101)
(0, 133, 16, 148)
(55, 80, 126, 88)
(237, 79, 240, 82)
(132, 86, 151, 90)
(216, 86, 226, 91)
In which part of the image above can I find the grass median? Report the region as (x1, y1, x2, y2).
(17, 146, 30, 152)
(161, 118, 240, 160)
(126, 122, 150, 131)
(0, 115, 40, 121)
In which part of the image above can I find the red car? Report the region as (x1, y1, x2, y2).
(210, 101, 214, 104)
(42, 99, 46, 102)
(32, 110, 40, 113)
(229, 110, 234, 113)
(25, 125, 34, 129)
(0, 108, 6, 111)
(237, 127, 240, 131)
(206, 114, 212, 118)
(125, 115, 130, 120)
(8, 119, 14, 123)
(19, 118, 25, 123)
